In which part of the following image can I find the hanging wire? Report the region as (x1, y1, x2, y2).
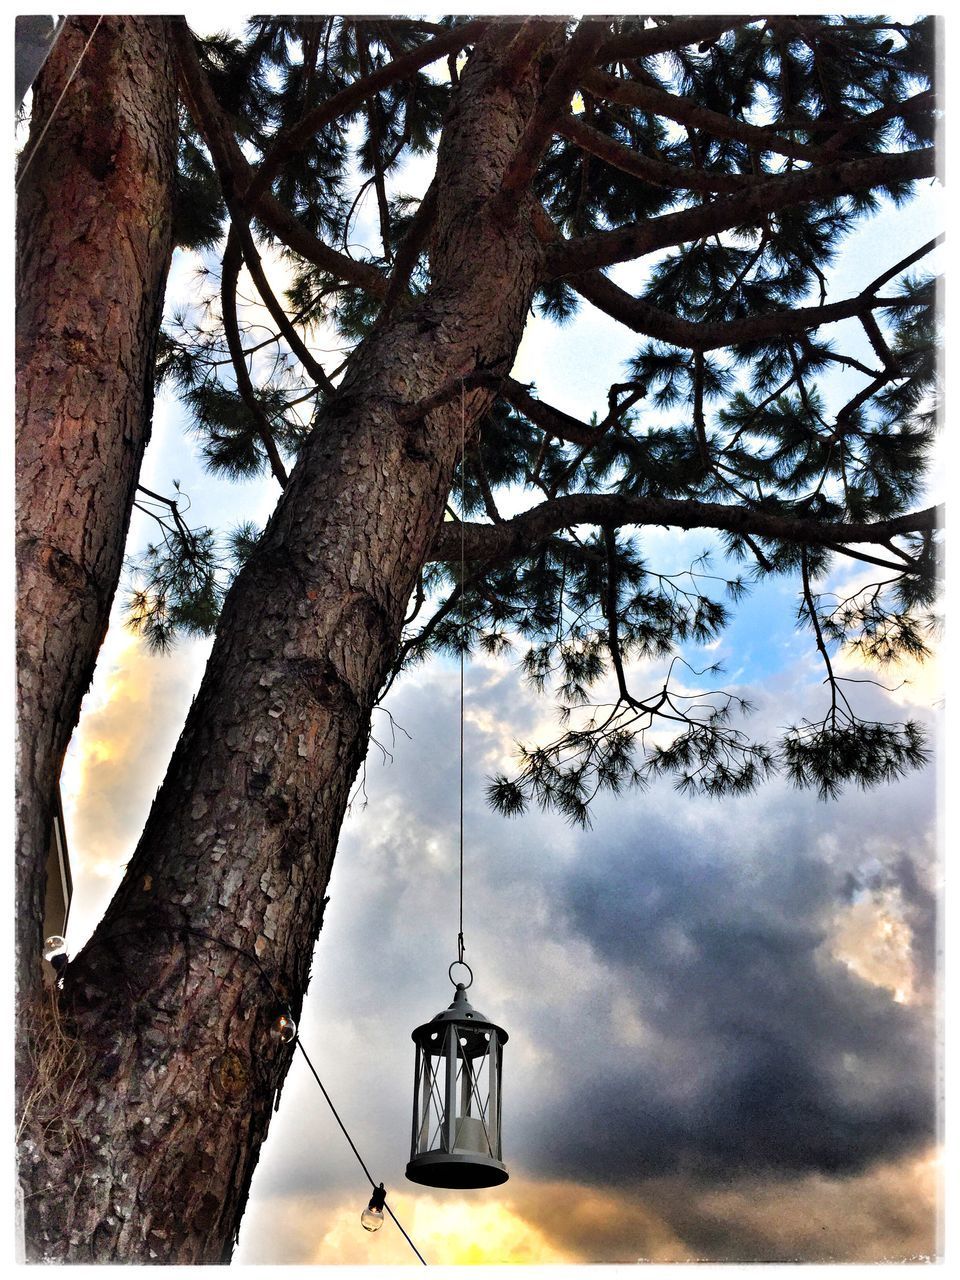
(81, 922, 427, 1266)
(457, 379, 466, 969)
(16, 16, 104, 191)
(295, 1040, 427, 1265)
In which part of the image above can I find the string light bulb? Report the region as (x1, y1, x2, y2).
(270, 1012, 297, 1044)
(361, 1183, 386, 1232)
(43, 935, 66, 962)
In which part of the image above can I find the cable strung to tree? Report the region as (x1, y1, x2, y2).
(294, 1040, 427, 1265)
(17, 16, 104, 190)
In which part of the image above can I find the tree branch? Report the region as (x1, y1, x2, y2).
(429, 494, 941, 564)
(821, 89, 935, 152)
(244, 19, 491, 207)
(692, 352, 709, 467)
(500, 377, 610, 446)
(603, 526, 632, 703)
(571, 265, 898, 351)
(824, 542, 922, 574)
(498, 21, 606, 201)
(557, 113, 754, 194)
(596, 16, 752, 62)
(532, 195, 938, 351)
(801, 546, 839, 724)
(170, 19, 387, 298)
(545, 147, 936, 278)
(356, 28, 394, 262)
(580, 66, 826, 162)
(231, 219, 336, 394)
(221, 229, 289, 487)
(498, 18, 563, 88)
(379, 180, 438, 319)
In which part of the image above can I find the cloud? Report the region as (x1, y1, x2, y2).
(524, 757, 937, 1184)
(513, 1154, 939, 1263)
(635, 1149, 941, 1264)
(59, 608, 211, 946)
(236, 1152, 939, 1265)
(237, 1184, 571, 1265)
(63, 538, 940, 1265)
(231, 644, 939, 1266)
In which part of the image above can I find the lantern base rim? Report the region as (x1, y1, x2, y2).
(405, 1153, 509, 1189)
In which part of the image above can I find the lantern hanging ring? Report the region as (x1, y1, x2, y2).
(448, 959, 473, 989)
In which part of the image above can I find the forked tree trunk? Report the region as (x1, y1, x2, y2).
(20, 26, 550, 1262)
(15, 16, 177, 1025)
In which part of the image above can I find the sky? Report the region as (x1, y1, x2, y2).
(30, 14, 946, 1270)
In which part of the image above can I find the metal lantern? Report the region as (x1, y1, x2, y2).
(406, 971, 508, 1188)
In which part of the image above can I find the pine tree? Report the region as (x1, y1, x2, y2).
(16, 15, 940, 1262)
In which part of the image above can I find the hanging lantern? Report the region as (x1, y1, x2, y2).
(406, 966, 508, 1189)
(404, 410, 511, 1192)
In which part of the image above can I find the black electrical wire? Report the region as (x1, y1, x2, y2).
(458, 379, 466, 969)
(78, 922, 428, 1265)
(295, 1040, 427, 1265)
(17, 16, 104, 190)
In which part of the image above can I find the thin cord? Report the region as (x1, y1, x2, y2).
(458, 379, 466, 967)
(16, 16, 104, 191)
(77, 922, 427, 1266)
(295, 1041, 428, 1266)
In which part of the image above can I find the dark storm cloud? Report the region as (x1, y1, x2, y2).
(523, 794, 936, 1184)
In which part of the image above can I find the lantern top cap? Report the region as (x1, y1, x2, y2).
(411, 981, 509, 1043)
(437, 982, 485, 1022)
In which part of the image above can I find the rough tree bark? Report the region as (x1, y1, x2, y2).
(15, 17, 177, 1027)
(19, 25, 555, 1263)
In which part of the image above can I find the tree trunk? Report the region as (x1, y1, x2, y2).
(19, 26, 550, 1263)
(15, 16, 177, 1026)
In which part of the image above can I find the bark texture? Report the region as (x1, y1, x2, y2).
(15, 16, 177, 1026)
(20, 27, 551, 1263)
